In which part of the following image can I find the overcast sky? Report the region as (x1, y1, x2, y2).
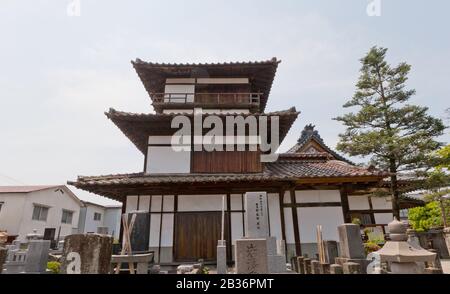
(0, 0, 449, 206)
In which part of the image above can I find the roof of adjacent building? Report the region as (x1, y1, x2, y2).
(68, 155, 389, 199)
(105, 107, 300, 155)
(131, 58, 280, 112)
(287, 124, 353, 164)
(0, 185, 61, 193)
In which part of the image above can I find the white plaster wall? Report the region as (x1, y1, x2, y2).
(178, 195, 225, 211)
(149, 213, 161, 247)
(83, 205, 106, 234)
(138, 196, 151, 211)
(146, 147, 191, 174)
(297, 207, 344, 243)
(283, 207, 295, 244)
(126, 196, 138, 212)
(231, 212, 244, 244)
(374, 213, 394, 226)
(151, 196, 163, 212)
(160, 214, 174, 247)
(0, 188, 82, 241)
(371, 196, 393, 209)
(268, 193, 282, 240)
(348, 195, 370, 210)
(230, 194, 242, 210)
(164, 84, 195, 102)
(0, 193, 27, 234)
(295, 190, 341, 203)
(103, 207, 122, 240)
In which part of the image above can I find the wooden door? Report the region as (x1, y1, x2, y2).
(174, 212, 229, 262)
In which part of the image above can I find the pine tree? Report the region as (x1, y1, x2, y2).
(335, 46, 446, 218)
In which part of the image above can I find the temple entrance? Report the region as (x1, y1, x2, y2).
(174, 212, 229, 262)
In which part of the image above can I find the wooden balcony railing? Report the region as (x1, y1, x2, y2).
(151, 93, 261, 106)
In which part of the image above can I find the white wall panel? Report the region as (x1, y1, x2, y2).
(284, 208, 295, 243)
(230, 194, 242, 210)
(298, 207, 344, 243)
(126, 196, 138, 212)
(146, 147, 191, 174)
(374, 213, 394, 226)
(268, 193, 282, 240)
(348, 196, 370, 210)
(371, 197, 392, 210)
(178, 195, 225, 211)
(231, 212, 244, 243)
(138, 196, 150, 211)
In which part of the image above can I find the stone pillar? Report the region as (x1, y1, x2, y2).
(343, 262, 361, 274)
(330, 264, 343, 274)
(320, 263, 330, 274)
(25, 240, 51, 274)
(296, 256, 305, 274)
(244, 192, 269, 238)
(0, 247, 7, 273)
(323, 240, 339, 264)
(338, 224, 365, 259)
(303, 258, 311, 274)
(60, 234, 113, 274)
(216, 240, 227, 274)
(311, 260, 321, 274)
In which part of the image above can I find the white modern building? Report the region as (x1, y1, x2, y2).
(0, 185, 82, 242)
(77, 201, 122, 240)
(0, 185, 122, 242)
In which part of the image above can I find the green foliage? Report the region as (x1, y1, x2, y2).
(364, 241, 381, 254)
(47, 261, 61, 274)
(351, 218, 361, 225)
(335, 46, 445, 171)
(334, 46, 446, 214)
(408, 201, 444, 232)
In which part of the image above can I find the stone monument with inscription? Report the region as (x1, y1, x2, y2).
(235, 192, 286, 274)
(60, 234, 113, 274)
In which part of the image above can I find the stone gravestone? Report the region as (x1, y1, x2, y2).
(25, 240, 51, 274)
(60, 234, 113, 274)
(244, 192, 269, 238)
(267, 236, 286, 273)
(338, 224, 365, 259)
(235, 239, 268, 274)
(323, 240, 339, 264)
(234, 192, 270, 274)
(128, 211, 150, 252)
(335, 224, 369, 273)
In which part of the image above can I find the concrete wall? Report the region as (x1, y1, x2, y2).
(0, 187, 81, 241)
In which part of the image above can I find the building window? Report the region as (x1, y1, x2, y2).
(0, 201, 4, 213)
(61, 210, 74, 224)
(32, 205, 49, 221)
(351, 213, 373, 225)
(93, 212, 102, 221)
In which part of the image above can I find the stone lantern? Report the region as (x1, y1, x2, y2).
(377, 218, 436, 274)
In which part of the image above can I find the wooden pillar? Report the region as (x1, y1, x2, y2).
(340, 186, 351, 223)
(290, 186, 302, 256)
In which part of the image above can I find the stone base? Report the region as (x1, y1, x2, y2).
(335, 257, 369, 274)
(235, 239, 268, 274)
(268, 255, 286, 274)
(217, 243, 227, 274)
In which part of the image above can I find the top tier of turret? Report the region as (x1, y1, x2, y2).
(131, 58, 280, 114)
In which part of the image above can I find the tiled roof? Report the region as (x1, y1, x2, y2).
(0, 185, 60, 194)
(131, 58, 280, 112)
(70, 158, 388, 187)
(105, 107, 300, 154)
(287, 124, 353, 164)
